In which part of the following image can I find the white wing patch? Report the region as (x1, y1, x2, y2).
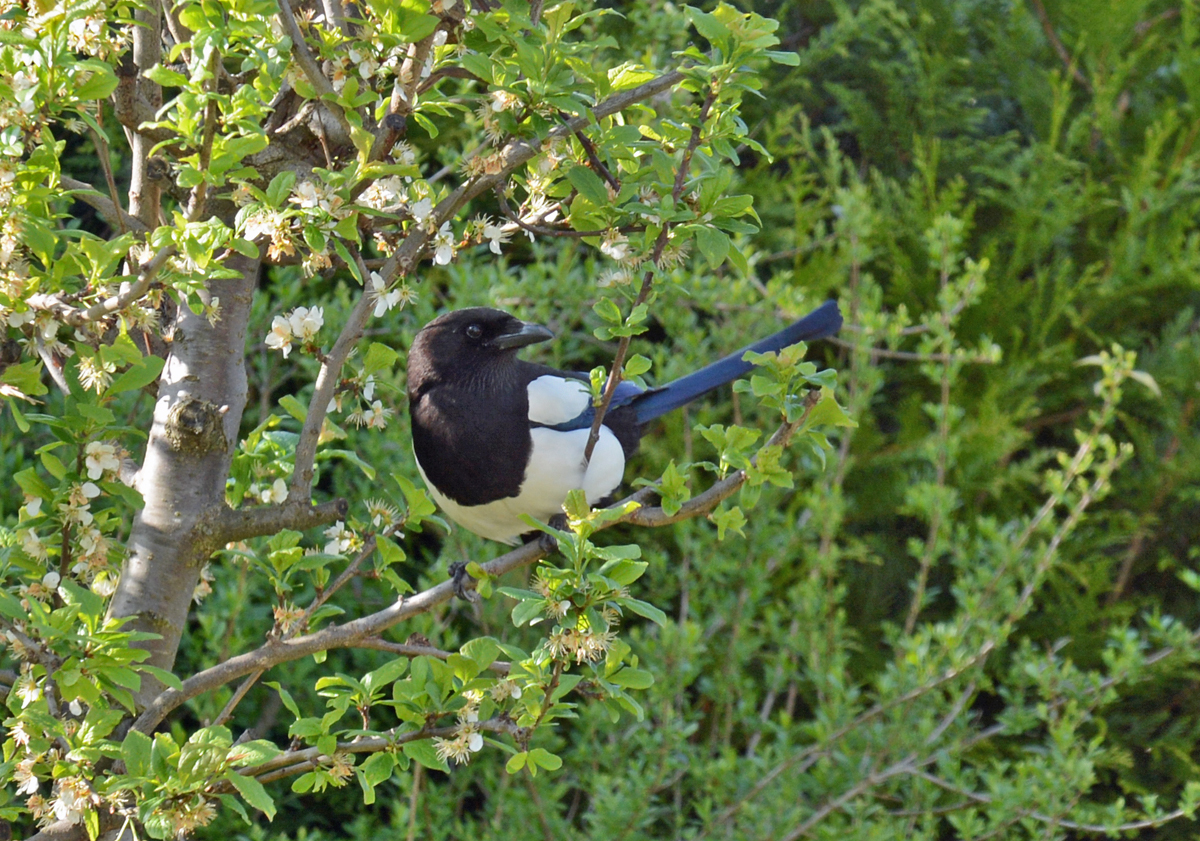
(526, 375, 591, 425)
(414, 426, 626, 545)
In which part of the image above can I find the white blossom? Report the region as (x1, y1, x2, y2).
(15, 675, 42, 708)
(324, 520, 353, 554)
(359, 176, 406, 211)
(482, 220, 510, 255)
(265, 315, 293, 357)
(292, 180, 321, 208)
(288, 306, 324, 341)
(364, 400, 391, 429)
(19, 529, 47, 561)
(49, 781, 86, 825)
(77, 355, 115, 393)
(84, 441, 119, 480)
(369, 272, 402, 317)
(600, 232, 630, 261)
(7, 308, 34, 328)
(14, 758, 38, 795)
(432, 222, 456, 265)
(409, 197, 433, 224)
(262, 478, 288, 504)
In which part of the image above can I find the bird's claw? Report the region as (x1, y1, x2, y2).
(448, 561, 480, 603)
(538, 514, 568, 554)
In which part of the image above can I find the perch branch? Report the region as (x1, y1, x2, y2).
(137, 391, 823, 732)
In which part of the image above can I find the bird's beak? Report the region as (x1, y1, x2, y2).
(491, 321, 554, 349)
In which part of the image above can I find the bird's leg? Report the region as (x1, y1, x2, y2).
(539, 514, 568, 554)
(448, 561, 480, 603)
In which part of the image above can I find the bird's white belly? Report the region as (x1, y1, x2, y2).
(415, 426, 626, 545)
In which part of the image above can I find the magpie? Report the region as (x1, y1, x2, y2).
(407, 301, 843, 545)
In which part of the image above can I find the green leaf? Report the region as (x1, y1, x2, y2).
(376, 535, 405, 566)
(403, 739, 450, 772)
(359, 751, 396, 787)
(687, 7, 729, 46)
(597, 558, 648, 586)
(567, 165, 610, 207)
(461, 637, 501, 672)
(624, 354, 651, 378)
(527, 748, 563, 772)
(1, 360, 49, 397)
(268, 682, 302, 719)
(138, 664, 183, 691)
(121, 730, 153, 777)
(693, 226, 730, 267)
(225, 771, 277, 819)
(107, 355, 165, 395)
(143, 64, 188, 87)
(710, 505, 747, 540)
(13, 467, 53, 499)
(40, 450, 67, 480)
(608, 667, 654, 690)
(277, 394, 308, 424)
(396, 7, 440, 42)
(593, 297, 623, 325)
(511, 598, 545, 627)
(765, 49, 801, 66)
(363, 342, 400, 376)
(615, 596, 668, 626)
(805, 388, 856, 429)
(227, 740, 282, 767)
(266, 171, 297, 207)
(74, 60, 119, 100)
(76, 403, 115, 424)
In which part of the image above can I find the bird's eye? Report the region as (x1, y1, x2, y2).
(465, 323, 484, 341)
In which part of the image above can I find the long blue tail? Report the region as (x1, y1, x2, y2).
(631, 300, 842, 424)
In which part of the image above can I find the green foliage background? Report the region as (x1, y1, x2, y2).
(5, 0, 1200, 838)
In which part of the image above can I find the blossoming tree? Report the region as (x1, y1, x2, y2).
(0, 1, 842, 838)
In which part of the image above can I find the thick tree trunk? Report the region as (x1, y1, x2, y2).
(106, 256, 258, 708)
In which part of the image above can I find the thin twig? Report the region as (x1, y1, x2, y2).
(60, 177, 148, 235)
(137, 397, 823, 733)
(291, 69, 690, 496)
(275, 0, 355, 139)
(1028, 0, 1092, 92)
(573, 124, 619, 191)
(87, 122, 126, 235)
(582, 90, 716, 463)
(358, 637, 512, 674)
(825, 335, 995, 364)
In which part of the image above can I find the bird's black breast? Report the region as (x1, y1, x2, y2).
(410, 380, 532, 507)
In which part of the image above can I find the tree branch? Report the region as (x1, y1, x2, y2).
(235, 716, 524, 785)
(357, 637, 511, 674)
(210, 498, 348, 545)
(131, 538, 547, 733)
(60, 177, 149, 235)
(582, 88, 716, 463)
(289, 248, 374, 496)
(275, 0, 356, 141)
(137, 388, 823, 733)
(26, 244, 175, 327)
(291, 68, 688, 496)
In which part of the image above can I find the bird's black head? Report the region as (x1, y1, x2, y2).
(407, 307, 553, 397)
